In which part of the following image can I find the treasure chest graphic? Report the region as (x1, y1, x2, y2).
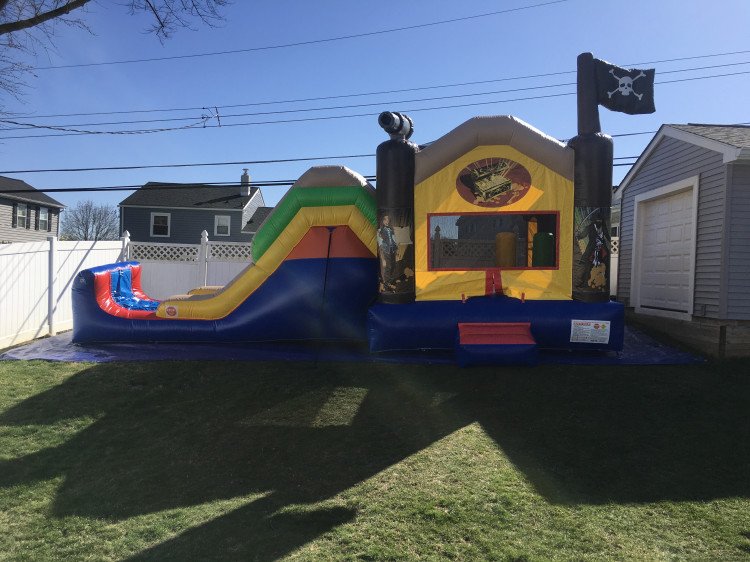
(457, 158, 532, 206)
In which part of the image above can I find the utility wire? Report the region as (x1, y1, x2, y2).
(1, 82, 579, 130)
(4, 68, 750, 140)
(7, 59, 750, 132)
(0, 153, 640, 175)
(0, 117, 213, 136)
(1, 162, 645, 195)
(0, 179, 376, 193)
(34, 1, 569, 70)
(0, 153, 376, 174)
(18, 52, 750, 122)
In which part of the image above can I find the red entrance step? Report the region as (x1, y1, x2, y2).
(456, 322, 537, 366)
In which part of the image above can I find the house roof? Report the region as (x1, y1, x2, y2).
(119, 182, 257, 210)
(669, 124, 750, 149)
(242, 206, 273, 233)
(615, 123, 750, 201)
(0, 176, 65, 208)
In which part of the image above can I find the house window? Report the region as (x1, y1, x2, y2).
(214, 215, 231, 236)
(428, 212, 558, 270)
(150, 213, 170, 237)
(39, 207, 49, 231)
(15, 203, 28, 229)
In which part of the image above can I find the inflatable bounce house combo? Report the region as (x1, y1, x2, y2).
(73, 54, 656, 364)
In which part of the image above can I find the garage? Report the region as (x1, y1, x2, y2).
(639, 187, 694, 313)
(634, 183, 696, 317)
(616, 124, 750, 355)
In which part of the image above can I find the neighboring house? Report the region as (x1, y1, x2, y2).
(609, 185, 621, 297)
(241, 206, 274, 236)
(0, 176, 65, 243)
(616, 123, 750, 356)
(119, 170, 266, 243)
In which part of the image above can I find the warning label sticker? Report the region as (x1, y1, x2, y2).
(570, 319, 611, 344)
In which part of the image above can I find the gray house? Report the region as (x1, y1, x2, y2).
(615, 123, 750, 356)
(241, 206, 274, 236)
(119, 170, 266, 243)
(0, 176, 64, 243)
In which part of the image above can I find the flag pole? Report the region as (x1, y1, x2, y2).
(576, 52, 601, 135)
(569, 52, 613, 303)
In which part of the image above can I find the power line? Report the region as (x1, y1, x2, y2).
(0, 153, 376, 174)
(0, 150, 641, 175)
(0, 178, 378, 194)
(34, 1, 569, 70)
(1, 82, 580, 130)
(0, 92, 575, 139)
(0, 116, 213, 136)
(5, 68, 750, 141)
(2, 165, 648, 195)
(8, 59, 750, 133)
(2, 162, 642, 194)
(20, 50, 750, 121)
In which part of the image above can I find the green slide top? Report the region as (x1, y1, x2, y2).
(251, 184, 377, 262)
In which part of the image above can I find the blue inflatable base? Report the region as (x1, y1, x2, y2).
(368, 296, 625, 354)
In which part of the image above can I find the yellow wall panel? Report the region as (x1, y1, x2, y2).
(414, 145, 573, 301)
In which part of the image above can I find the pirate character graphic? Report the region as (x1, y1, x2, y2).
(576, 210, 611, 290)
(378, 214, 398, 291)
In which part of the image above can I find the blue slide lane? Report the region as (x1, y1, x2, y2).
(72, 258, 378, 343)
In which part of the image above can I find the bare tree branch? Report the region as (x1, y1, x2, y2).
(0, 0, 90, 35)
(143, 0, 167, 37)
(0, 0, 229, 109)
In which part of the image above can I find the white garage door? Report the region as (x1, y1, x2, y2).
(638, 189, 694, 313)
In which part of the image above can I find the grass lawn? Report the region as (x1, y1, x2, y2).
(0, 358, 749, 561)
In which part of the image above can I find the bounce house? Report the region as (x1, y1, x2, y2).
(73, 53, 657, 364)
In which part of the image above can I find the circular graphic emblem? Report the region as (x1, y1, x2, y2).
(456, 158, 532, 207)
(165, 306, 177, 317)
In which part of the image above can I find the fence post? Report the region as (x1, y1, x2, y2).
(120, 230, 130, 261)
(199, 230, 209, 287)
(432, 226, 442, 268)
(47, 235, 57, 336)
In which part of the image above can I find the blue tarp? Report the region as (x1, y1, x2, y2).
(0, 326, 703, 365)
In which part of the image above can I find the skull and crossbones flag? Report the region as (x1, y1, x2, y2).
(594, 58, 655, 115)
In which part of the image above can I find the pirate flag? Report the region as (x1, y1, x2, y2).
(594, 58, 655, 115)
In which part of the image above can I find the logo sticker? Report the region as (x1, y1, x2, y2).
(165, 306, 178, 318)
(570, 319, 611, 344)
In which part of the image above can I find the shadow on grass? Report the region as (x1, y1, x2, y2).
(0, 360, 748, 558)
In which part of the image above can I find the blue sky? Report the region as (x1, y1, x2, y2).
(1, 0, 748, 210)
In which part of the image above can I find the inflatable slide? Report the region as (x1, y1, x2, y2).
(72, 167, 379, 343)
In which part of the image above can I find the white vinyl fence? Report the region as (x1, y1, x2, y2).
(0, 230, 253, 349)
(126, 230, 252, 300)
(0, 238, 124, 349)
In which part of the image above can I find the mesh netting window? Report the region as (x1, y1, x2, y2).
(429, 213, 557, 270)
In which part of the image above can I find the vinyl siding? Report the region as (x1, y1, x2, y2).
(618, 136, 726, 318)
(242, 190, 265, 228)
(0, 198, 60, 243)
(121, 206, 253, 244)
(727, 163, 750, 319)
